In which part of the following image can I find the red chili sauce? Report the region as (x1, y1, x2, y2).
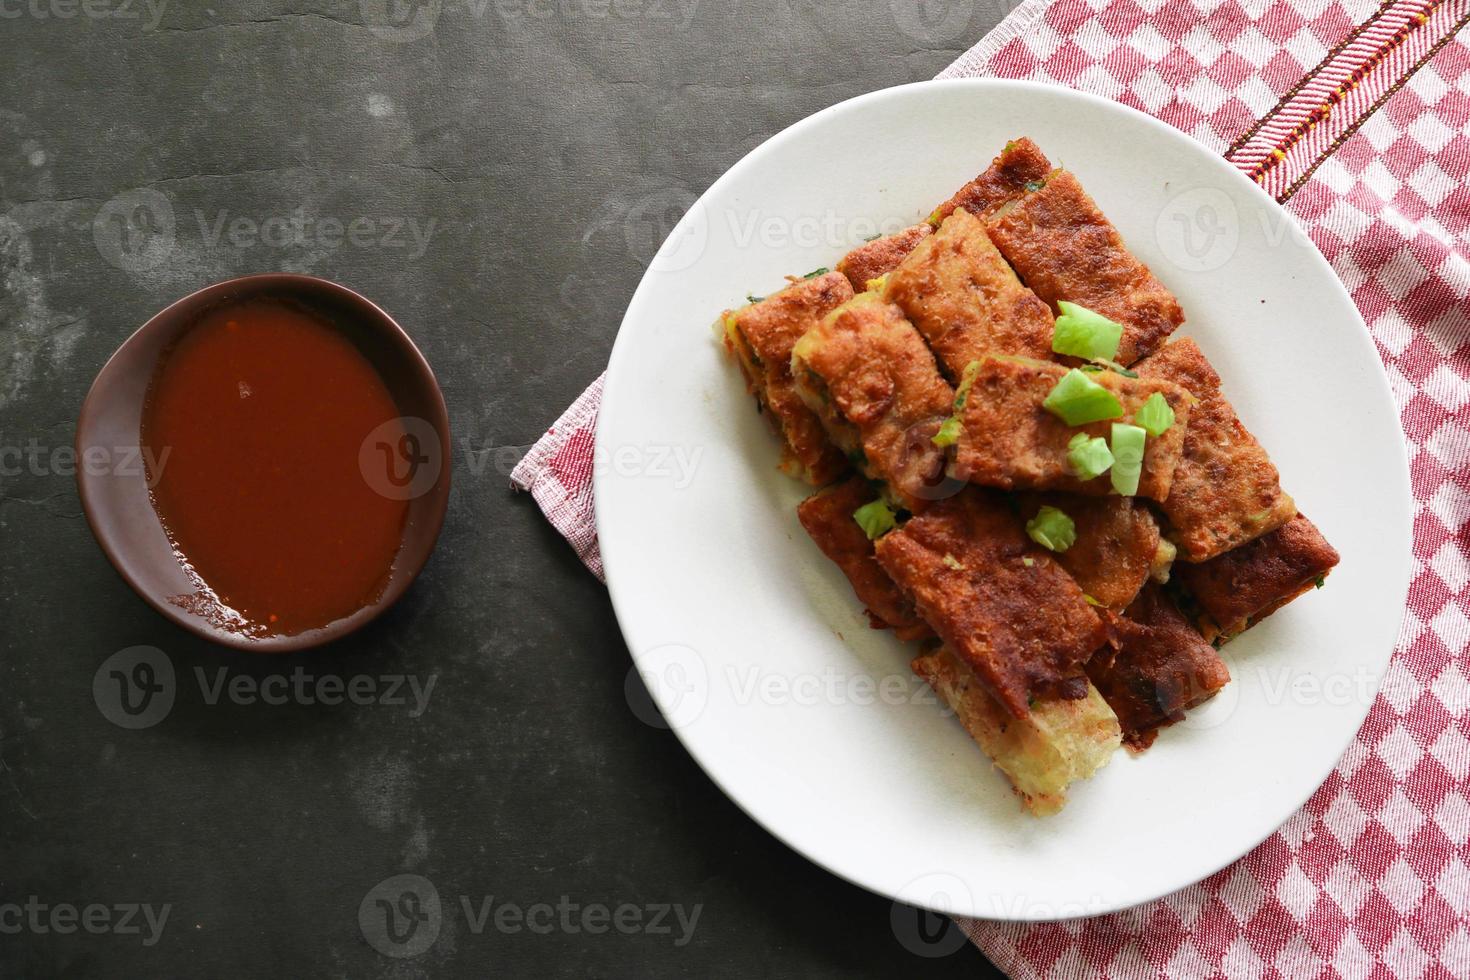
(141, 297, 408, 638)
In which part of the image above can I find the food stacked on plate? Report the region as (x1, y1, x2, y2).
(719, 138, 1340, 816)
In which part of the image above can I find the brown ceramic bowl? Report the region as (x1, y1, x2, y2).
(75, 274, 451, 652)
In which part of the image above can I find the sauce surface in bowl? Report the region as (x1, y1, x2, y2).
(141, 296, 409, 638)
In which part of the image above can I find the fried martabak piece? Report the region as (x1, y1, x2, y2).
(836, 224, 932, 291)
(721, 272, 854, 484)
(1019, 494, 1168, 611)
(951, 357, 1192, 502)
(874, 487, 1107, 719)
(882, 208, 1054, 381)
(1133, 337, 1296, 562)
(1086, 584, 1231, 750)
(791, 293, 954, 512)
(796, 477, 932, 641)
(1175, 513, 1340, 644)
(985, 170, 1184, 365)
(911, 644, 1121, 816)
(930, 137, 1053, 224)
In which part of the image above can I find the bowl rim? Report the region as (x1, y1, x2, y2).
(75, 272, 452, 653)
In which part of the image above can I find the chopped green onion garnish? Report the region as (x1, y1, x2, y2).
(803, 267, 830, 279)
(1052, 302, 1123, 361)
(852, 500, 897, 540)
(1025, 180, 1045, 192)
(1083, 594, 1103, 607)
(746, 294, 764, 304)
(932, 360, 982, 447)
(1043, 369, 1125, 426)
(953, 360, 982, 413)
(1025, 505, 1076, 553)
(1022, 557, 1035, 567)
(1135, 392, 1175, 437)
(942, 554, 965, 571)
(1313, 575, 1326, 589)
(1067, 432, 1114, 481)
(932, 416, 962, 447)
(1109, 423, 1147, 496)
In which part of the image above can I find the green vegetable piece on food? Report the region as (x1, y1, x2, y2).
(1134, 391, 1175, 437)
(1042, 369, 1125, 426)
(1052, 302, 1123, 362)
(1109, 423, 1147, 496)
(852, 500, 897, 540)
(1025, 505, 1076, 553)
(1067, 432, 1114, 481)
(932, 416, 962, 448)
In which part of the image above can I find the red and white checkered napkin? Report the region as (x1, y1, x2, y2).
(513, 0, 1470, 974)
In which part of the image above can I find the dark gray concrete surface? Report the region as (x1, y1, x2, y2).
(1, 1, 1017, 975)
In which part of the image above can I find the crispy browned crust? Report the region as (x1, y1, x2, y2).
(1176, 513, 1340, 643)
(797, 478, 933, 641)
(791, 294, 955, 512)
(1086, 584, 1231, 750)
(1021, 493, 1160, 611)
(883, 209, 1054, 381)
(931, 137, 1053, 224)
(951, 357, 1193, 502)
(985, 170, 1184, 365)
(874, 488, 1106, 718)
(1133, 338, 1296, 561)
(722, 272, 854, 484)
(836, 225, 932, 290)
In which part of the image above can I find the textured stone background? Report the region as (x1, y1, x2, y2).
(0, 1, 1016, 974)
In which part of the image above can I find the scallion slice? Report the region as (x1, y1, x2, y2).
(852, 500, 897, 540)
(953, 360, 982, 413)
(1042, 369, 1125, 426)
(1110, 423, 1147, 496)
(1051, 301, 1123, 361)
(932, 360, 982, 447)
(1067, 432, 1114, 480)
(1134, 392, 1175, 437)
(931, 416, 962, 448)
(1025, 505, 1076, 553)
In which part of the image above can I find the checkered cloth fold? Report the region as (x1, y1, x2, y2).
(512, 1, 1470, 974)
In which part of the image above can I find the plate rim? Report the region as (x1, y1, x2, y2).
(593, 77, 1413, 919)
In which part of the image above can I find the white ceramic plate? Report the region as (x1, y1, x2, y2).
(594, 79, 1411, 919)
